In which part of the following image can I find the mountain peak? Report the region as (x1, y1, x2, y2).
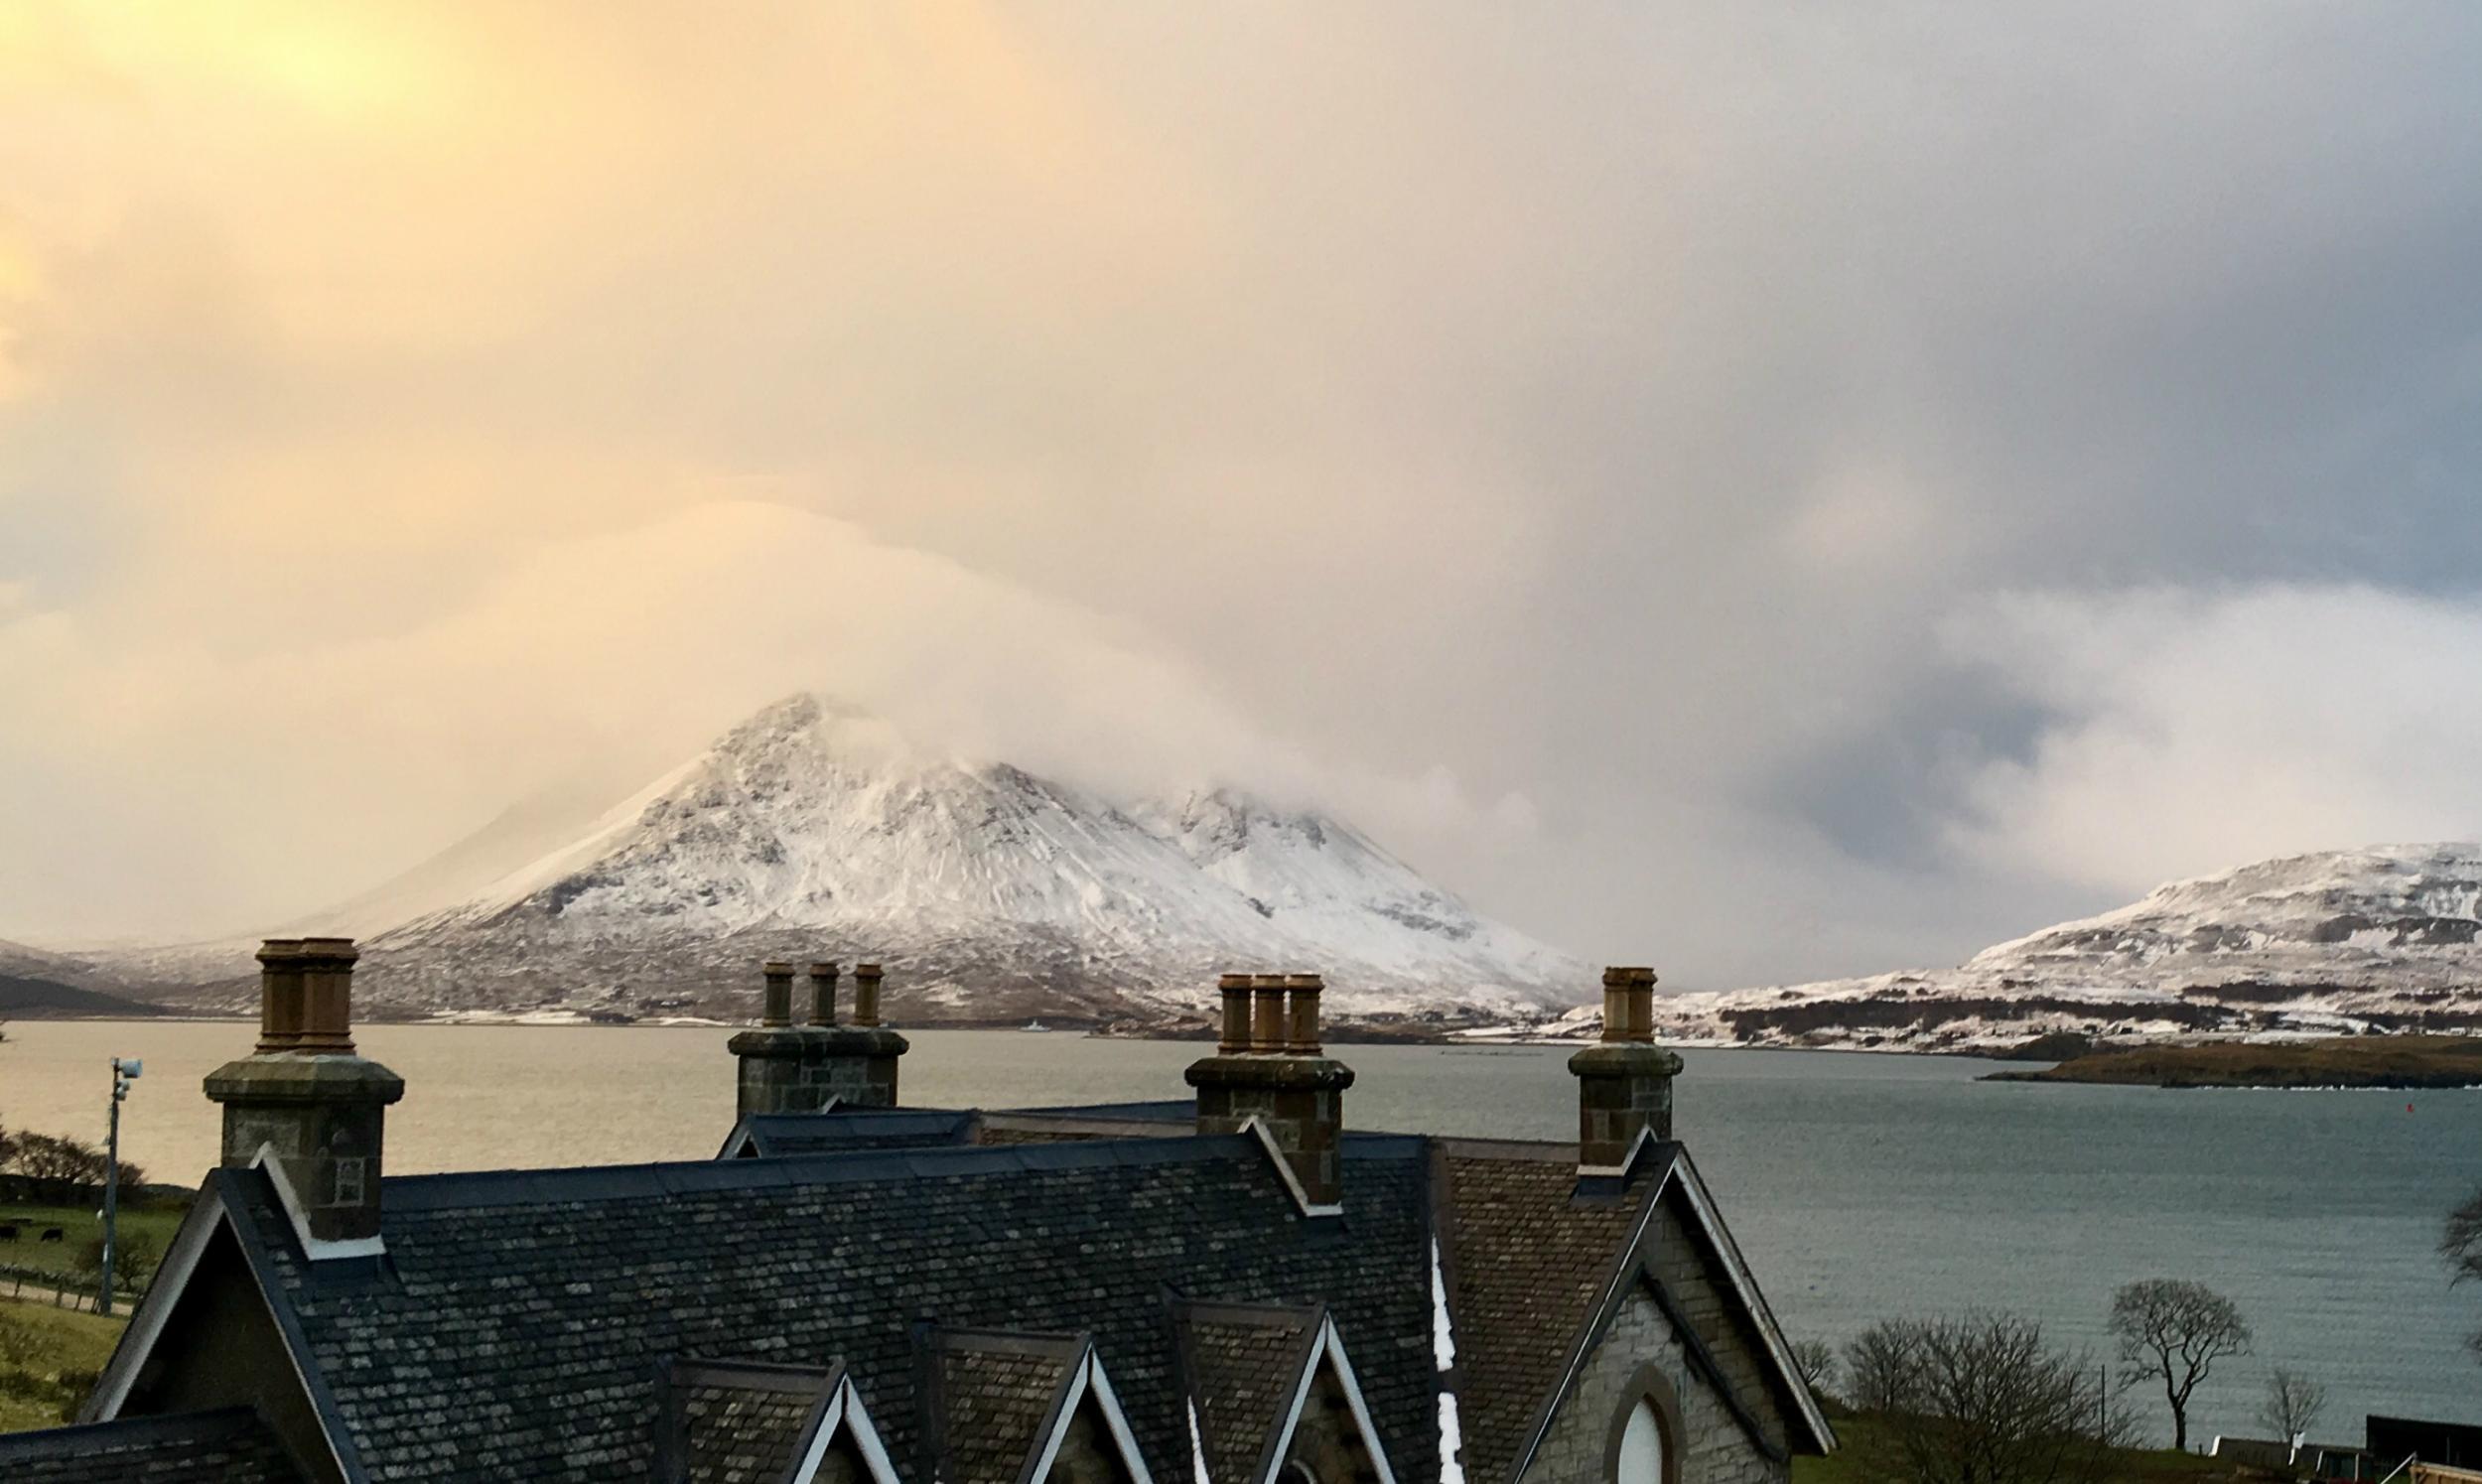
(238, 694, 1585, 1021)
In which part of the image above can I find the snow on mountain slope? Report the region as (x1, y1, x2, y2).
(1619, 845, 2482, 1050)
(1131, 788, 1578, 987)
(143, 695, 1585, 1022)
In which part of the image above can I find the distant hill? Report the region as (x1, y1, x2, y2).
(0, 971, 167, 1019)
(1627, 845, 2482, 1051)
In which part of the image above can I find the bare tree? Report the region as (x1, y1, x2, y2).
(11, 1132, 106, 1197)
(1790, 1336, 1839, 1400)
(1841, 1312, 2133, 1484)
(2108, 1280, 2252, 1452)
(2446, 1187, 2482, 1365)
(2257, 1367, 2326, 1446)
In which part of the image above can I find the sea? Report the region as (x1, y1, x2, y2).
(4, 1019, 2476, 1440)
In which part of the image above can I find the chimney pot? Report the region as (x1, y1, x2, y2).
(294, 937, 360, 1053)
(1599, 965, 1658, 1043)
(759, 962, 795, 1026)
(254, 938, 307, 1052)
(852, 963, 884, 1026)
(1249, 974, 1288, 1050)
(806, 961, 841, 1027)
(1217, 974, 1254, 1052)
(1283, 974, 1323, 1053)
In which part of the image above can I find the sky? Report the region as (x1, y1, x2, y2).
(4, 3, 2482, 987)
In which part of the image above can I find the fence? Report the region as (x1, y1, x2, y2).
(0, 1261, 145, 1315)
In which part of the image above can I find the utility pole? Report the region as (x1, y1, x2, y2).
(99, 1056, 141, 1317)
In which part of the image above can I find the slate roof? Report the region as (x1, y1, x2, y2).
(76, 1093, 1830, 1483)
(1169, 1299, 1323, 1484)
(1002, 1100, 1192, 1123)
(0, 1407, 304, 1482)
(724, 1110, 977, 1158)
(220, 1134, 1442, 1483)
(917, 1329, 1084, 1484)
(658, 1358, 843, 1484)
(1436, 1143, 1667, 1484)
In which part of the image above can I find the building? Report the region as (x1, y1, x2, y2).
(0, 948, 1833, 1483)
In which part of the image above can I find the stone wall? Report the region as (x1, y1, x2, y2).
(732, 1027, 906, 1115)
(1046, 1398, 1136, 1484)
(1284, 1360, 1383, 1484)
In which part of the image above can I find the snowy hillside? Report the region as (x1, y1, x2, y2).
(1600, 845, 2482, 1051)
(129, 696, 1585, 1023)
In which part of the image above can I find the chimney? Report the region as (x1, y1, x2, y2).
(204, 938, 404, 1255)
(1568, 966, 1682, 1175)
(806, 961, 841, 1026)
(1185, 972, 1354, 1212)
(729, 958, 909, 1116)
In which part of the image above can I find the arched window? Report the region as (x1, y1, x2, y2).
(1615, 1399, 1665, 1484)
(1603, 1368, 1682, 1484)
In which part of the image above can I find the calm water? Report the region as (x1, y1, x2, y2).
(4, 1020, 2477, 1437)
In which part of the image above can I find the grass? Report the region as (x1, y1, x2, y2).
(1985, 1033, 2482, 1089)
(1798, 1416, 2251, 1483)
(0, 1297, 125, 1433)
(0, 1201, 187, 1284)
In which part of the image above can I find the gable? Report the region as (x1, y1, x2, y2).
(1436, 1146, 1659, 1484)
(1044, 1393, 1143, 1484)
(1489, 1147, 1833, 1483)
(1172, 1302, 1393, 1484)
(1273, 1333, 1394, 1484)
(1519, 1286, 1781, 1484)
(89, 1198, 338, 1484)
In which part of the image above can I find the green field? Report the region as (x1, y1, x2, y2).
(0, 1201, 188, 1286)
(0, 1297, 125, 1432)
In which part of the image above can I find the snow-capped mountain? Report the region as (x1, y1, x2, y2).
(134, 695, 1585, 1023)
(1624, 845, 2482, 1050)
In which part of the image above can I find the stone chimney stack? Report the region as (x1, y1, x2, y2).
(729, 958, 908, 1116)
(1569, 966, 1682, 1175)
(1185, 972, 1354, 1212)
(204, 938, 404, 1254)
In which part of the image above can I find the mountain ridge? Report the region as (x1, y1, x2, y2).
(1616, 843, 2482, 1050)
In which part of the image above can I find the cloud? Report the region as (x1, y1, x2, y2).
(1944, 585, 2482, 895)
(4, 3, 2481, 984)
(0, 498, 1538, 940)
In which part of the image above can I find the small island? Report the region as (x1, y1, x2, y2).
(1985, 1032, 2482, 1089)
